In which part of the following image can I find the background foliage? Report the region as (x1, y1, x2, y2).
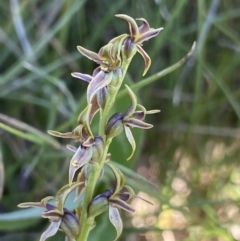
(1, 0, 240, 240)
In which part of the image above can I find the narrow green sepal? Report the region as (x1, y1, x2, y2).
(106, 163, 125, 195)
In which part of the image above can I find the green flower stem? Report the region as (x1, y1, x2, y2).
(98, 56, 136, 138)
(77, 48, 137, 241)
(77, 141, 110, 241)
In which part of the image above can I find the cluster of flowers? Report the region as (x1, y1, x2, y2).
(18, 14, 162, 241)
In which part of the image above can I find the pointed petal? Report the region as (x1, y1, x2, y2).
(82, 136, 95, 147)
(124, 126, 136, 161)
(87, 71, 113, 103)
(69, 146, 92, 184)
(40, 221, 61, 241)
(110, 198, 135, 213)
(106, 163, 125, 195)
(109, 206, 123, 241)
(136, 18, 150, 33)
(115, 14, 139, 37)
(75, 170, 86, 198)
(75, 182, 85, 200)
(145, 109, 161, 114)
(77, 46, 101, 64)
(77, 104, 93, 138)
(42, 209, 62, 220)
(92, 66, 101, 77)
(109, 34, 128, 65)
(68, 166, 80, 186)
(98, 44, 114, 72)
(124, 118, 153, 129)
(136, 45, 151, 76)
(89, 95, 100, 122)
(47, 130, 74, 139)
(76, 168, 86, 183)
(124, 85, 138, 118)
(66, 145, 77, 152)
(136, 27, 163, 44)
(138, 104, 160, 115)
(18, 202, 44, 209)
(109, 34, 129, 45)
(72, 125, 84, 139)
(71, 72, 92, 83)
(99, 43, 114, 63)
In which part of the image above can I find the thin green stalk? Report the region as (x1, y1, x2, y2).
(117, 42, 196, 99)
(77, 141, 110, 241)
(98, 58, 134, 137)
(77, 51, 136, 241)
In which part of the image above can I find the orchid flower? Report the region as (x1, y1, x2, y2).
(18, 183, 82, 241)
(88, 163, 151, 241)
(71, 67, 110, 110)
(71, 34, 127, 104)
(115, 14, 163, 75)
(67, 135, 104, 184)
(72, 67, 113, 104)
(76, 34, 127, 72)
(48, 104, 94, 146)
(88, 164, 134, 241)
(106, 85, 160, 160)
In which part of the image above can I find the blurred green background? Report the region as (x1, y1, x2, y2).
(1, 0, 240, 240)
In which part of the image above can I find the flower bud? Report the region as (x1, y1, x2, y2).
(109, 67, 123, 87)
(122, 37, 137, 60)
(105, 112, 124, 139)
(88, 190, 112, 218)
(60, 209, 80, 240)
(91, 135, 104, 162)
(97, 87, 108, 110)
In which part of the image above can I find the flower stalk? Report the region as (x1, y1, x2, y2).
(18, 14, 163, 241)
(78, 38, 139, 241)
